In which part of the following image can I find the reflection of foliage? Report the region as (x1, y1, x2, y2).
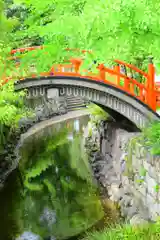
(69, 134, 92, 183)
(0, 170, 24, 240)
(20, 123, 104, 239)
(23, 128, 69, 192)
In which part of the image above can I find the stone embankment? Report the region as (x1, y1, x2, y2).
(84, 117, 160, 225)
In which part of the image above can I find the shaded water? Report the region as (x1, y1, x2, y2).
(0, 115, 106, 240)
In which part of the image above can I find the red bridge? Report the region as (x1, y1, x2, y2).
(1, 45, 160, 114)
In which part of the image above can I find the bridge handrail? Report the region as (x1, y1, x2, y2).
(10, 46, 44, 54)
(1, 45, 159, 112)
(114, 59, 148, 78)
(97, 64, 147, 90)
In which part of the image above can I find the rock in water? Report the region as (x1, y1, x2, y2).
(16, 231, 41, 240)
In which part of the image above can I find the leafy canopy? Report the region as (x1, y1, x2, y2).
(11, 0, 160, 72)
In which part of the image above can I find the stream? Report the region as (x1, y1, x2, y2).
(0, 114, 120, 240)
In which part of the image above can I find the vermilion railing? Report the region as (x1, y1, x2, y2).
(1, 46, 160, 112)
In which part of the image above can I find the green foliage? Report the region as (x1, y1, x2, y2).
(8, 0, 160, 73)
(0, 81, 25, 126)
(140, 121, 160, 155)
(87, 103, 109, 122)
(83, 221, 160, 240)
(139, 167, 147, 177)
(0, 0, 19, 58)
(136, 179, 144, 184)
(0, 80, 32, 148)
(154, 184, 160, 193)
(69, 134, 92, 183)
(19, 125, 104, 239)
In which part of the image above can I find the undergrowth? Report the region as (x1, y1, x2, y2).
(140, 120, 160, 156)
(0, 79, 33, 149)
(83, 221, 160, 240)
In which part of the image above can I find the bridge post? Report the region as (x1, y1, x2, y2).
(70, 58, 82, 73)
(114, 64, 120, 86)
(148, 57, 156, 111)
(97, 64, 106, 81)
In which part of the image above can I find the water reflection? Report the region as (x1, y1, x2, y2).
(0, 116, 104, 240)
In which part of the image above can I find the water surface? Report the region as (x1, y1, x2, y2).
(0, 115, 104, 240)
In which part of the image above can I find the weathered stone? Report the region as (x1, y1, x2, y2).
(105, 153, 112, 162)
(120, 205, 130, 217)
(84, 118, 160, 223)
(132, 154, 143, 170)
(154, 160, 160, 172)
(137, 183, 147, 196)
(149, 203, 160, 220)
(121, 176, 130, 186)
(110, 193, 122, 202)
(130, 214, 148, 226)
(143, 161, 155, 179)
(145, 193, 155, 206)
(145, 173, 158, 197)
(119, 195, 132, 208)
(134, 143, 141, 159)
(125, 206, 139, 219)
(107, 176, 120, 185)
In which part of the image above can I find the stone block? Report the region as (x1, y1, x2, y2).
(131, 154, 143, 170)
(137, 183, 147, 197)
(130, 214, 148, 226)
(134, 143, 142, 159)
(122, 176, 130, 186)
(146, 192, 155, 203)
(149, 203, 160, 220)
(120, 205, 129, 217)
(101, 139, 113, 155)
(158, 190, 160, 202)
(146, 151, 153, 164)
(143, 161, 160, 185)
(143, 161, 155, 178)
(105, 153, 112, 163)
(126, 206, 139, 219)
(142, 161, 150, 171)
(145, 173, 158, 197)
(154, 160, 160, 172)
(157, 173, 160, 185)
(119, 195, 132, 207)
(133, 190, 146, 206)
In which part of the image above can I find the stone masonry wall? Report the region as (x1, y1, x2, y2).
(112, 128, 160, 222)
(87, 119, 160, 225)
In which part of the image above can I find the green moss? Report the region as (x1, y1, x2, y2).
(123, 137, 138, 179)
(154, 184, 160, 193)
(140, 120, 160, 156)
(136, 179, 144, 184)
(139, 167, 147, 177)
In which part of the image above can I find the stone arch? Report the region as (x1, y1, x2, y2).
(14, 76, 160, 129)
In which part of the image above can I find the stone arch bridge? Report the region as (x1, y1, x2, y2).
(2, 46, 160, 130)
(14, 76, 159, 129)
